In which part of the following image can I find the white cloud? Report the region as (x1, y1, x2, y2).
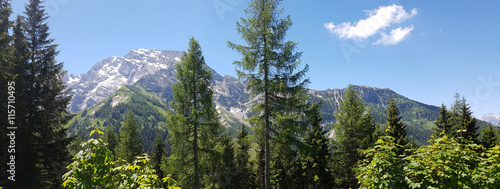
(373, 26, 414, 45)
(324, 4, 417, 44)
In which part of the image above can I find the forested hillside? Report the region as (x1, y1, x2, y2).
(1, 0, 499, 188)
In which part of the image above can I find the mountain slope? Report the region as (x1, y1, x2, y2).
(482, 113, 500, 126)
(63, 49, 183, 113)
(65, 48, 449, 150)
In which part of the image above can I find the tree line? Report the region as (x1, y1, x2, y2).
(1, 0, 499, 188)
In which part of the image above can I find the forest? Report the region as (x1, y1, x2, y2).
(1, 0, 499, 189)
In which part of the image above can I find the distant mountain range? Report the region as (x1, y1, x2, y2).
(482, 113, 500, 126)
(63, 49, 491, 150)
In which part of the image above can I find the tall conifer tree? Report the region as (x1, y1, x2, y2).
(101, 126, 119, 155)
(385, 98, 408, 151)
(116, 111, 142, 163)
(167, 37, 222, 189)
(458, 98, 478, 143)
(235, 125, 252, 189)
(228, 0, 310, 187)
(433, 104, 453, 137)
(482, 124, 497, 149)
(301, 103, 332, 189)
(0, 0, 12, 186)
(332, 85, 376, 188)
(151, 134, 166, 184)
(11, 0, 74, 187)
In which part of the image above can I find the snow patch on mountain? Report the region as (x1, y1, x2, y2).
(64, 49, 183, 113)
(481, 113, 500, 126)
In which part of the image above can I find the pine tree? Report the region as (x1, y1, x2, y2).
(450, 93, 462, 137)
(235, 125, 252, 189)
(209, 136, 238, 189)
(151, 134, 166, 183)
(482, 124, 497, 149)
(301, 103, 332, 189)
(271, 132, 301, 189)
(116, 111, 142, 163)
(0, 0, 13, 186)
(9, 15, 37, 189)
(101, 126, 119, 155)
(332, 85, 376, 188)
(12, 0, 74, 187)
(253, 123, 266, 189)
(167, 37, 222, 189)
(433, 104, 453, 138)
(228, 0, 310, 187)
(385, 98, 408, 152)
(457, 98, 478, 143)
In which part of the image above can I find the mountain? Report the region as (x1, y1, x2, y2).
(65, 48, 445, 152)
(481, 113, 500, 126)
(63, 49, 184, 113)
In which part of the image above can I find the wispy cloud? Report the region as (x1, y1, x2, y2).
(373, 26, 414, 45)
(324, 4, 417, 45)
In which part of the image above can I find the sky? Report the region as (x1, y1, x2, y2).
(10, 0, 500, 118)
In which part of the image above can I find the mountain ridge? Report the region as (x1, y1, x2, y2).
(64, 48, 449, 147)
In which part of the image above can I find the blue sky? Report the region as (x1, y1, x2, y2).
(11, 0, 500, 118)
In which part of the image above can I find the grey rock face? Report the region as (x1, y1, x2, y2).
(64, 49, 184, 113)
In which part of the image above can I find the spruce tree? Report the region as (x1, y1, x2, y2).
(482, 124, 497, 149)
(101, 126, 119, 155)
(433, 104, 453, 137)
(235, 125, 252, 189)
(385, 98, 408, 151)
(151, 134, 166, 182)
(116, 111, 142, 163)
(450, 93, 462, 137)
(332, 85, 376, 188)
(11, 0, 74, 187)
(301, 103, 332, 189)
(457, 98, 478, 143)
(167, 37, 222, 189)
(209, 136, 238, 189)
(9, 15, 37, 189)
(0, 0, 12, 186)
(228, 0, 310, 187)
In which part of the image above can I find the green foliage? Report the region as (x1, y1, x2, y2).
(152, 134, 167, 183)
(67, 136, 84, 157)
(458, 98, 479, 143)
(433, 104, 453, 138)
(313, 85, 439, 146)
(101, 126, 119, 155)
(67, 85, 168, 155)
(385, 98, 408, 154)
(5, 1, 74, 187)
(404, 136, 481, 188)
(0, 1, 13, 184)
(332, 85, 376, 188)
(482, 124, 498, 149)
(358, 136, 406, 189)
(235, 125, 253, 188)
(359, 134, 500, 188)
(300, 103, 332, 188)
(228, 0, 310, 188)
(116, 111, 143, 163)
(204, 136, 238, 189)
(62, 129, 180, 189)
(449, 94, 479, 143)
(475, 145, 500, 188)
(167, 37, 223, 189)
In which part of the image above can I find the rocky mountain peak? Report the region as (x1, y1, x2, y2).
(64, 49, 184, 113)
(481, 113, 500, 126)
